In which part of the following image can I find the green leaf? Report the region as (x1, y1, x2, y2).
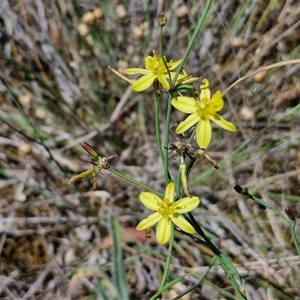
(110, 217, 129, 300)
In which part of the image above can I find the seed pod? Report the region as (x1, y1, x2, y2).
(239, 106, 254, 121)
(18, 143, 31, 155)
(176, 5, 189, 18)
(77, 23, 90, 37)
(93, 8, 103, 20)
(230, 37, 246, 48)
(133, 26, 144, 40)
(254, 69, 268, 83)
(18, 94, 32, 107)
(35, 108, 46, 119)
(116, 4, 126, 19)
(82, 11, 96, 25)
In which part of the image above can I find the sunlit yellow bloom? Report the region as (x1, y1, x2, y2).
(136, 182, 199, 244)
(171, 79, 236, 149)
(125, 51, 182, 92)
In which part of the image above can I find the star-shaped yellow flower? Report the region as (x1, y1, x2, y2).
(136, 182, 200, 244)
(171, 79, 236, 149)
(125, 51, 182, 92)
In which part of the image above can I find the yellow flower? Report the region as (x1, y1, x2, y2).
(136, 182, 200, 244)
(125, 51, 182, 92)
(171, 79, 236, 149)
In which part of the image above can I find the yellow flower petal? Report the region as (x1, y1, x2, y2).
(124, 68, 151, 75)
(172, 77, 236, 148)
(196, 118, 212, 149)
(156, 218, 172, 244)
(136, 212, 161, 230)
(157, 74, 170, 90)
(144, 55, 155, 69)
(200, 79, 211, 101)
(171, 215, 195, 234)
(169, 72, 186, 86)
(171, 96, 197, 114)
(173, 196, 200, 213)
(176, 113, 199, 134)
(125, 53, 183, 93)
(210, 91, 224, 112)
(139, 192, 161, 210)
(209, 114, 236, 132)
(165, 182, 175, 203)
(168, 59, 182, 70)
(132, 73, 156, 91)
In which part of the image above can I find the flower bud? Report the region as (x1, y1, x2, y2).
(157, 12, 167, 27)
(180, 76, 201, 85)
(69, 168, 95, 185)
(179, 163, 190, 197)
(285, 207, 295, 222)
(82, 142, 98, 158)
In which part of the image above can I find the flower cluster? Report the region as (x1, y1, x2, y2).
(125, 50, 184, 92)
(172, 78, 236, 149)
(72, 49, 239, 245)
(136, 182, 200, 244)
(126, 52, 236, 150)
(124, 52, 236, 243)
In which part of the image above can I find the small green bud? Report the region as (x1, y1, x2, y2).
(69, 168, 95, 184)
(179, 162, 190, 197)
(174, 84, 195, 93)
(157, 12, 167, 27)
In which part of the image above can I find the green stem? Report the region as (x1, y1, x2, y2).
(155, 92, 172, 184)
(160, 225, 174, 288)
(250, 194, 300, 259)
(251, 194, 293, 225)
(172, 257, 216, 300)
(158, 22, 172, 184)
(159, 27, 172, 84)
(159, 27, 163, 57)
(108, 168, 164, 197)
(291, 225, 300, 258)
(162, 93, 173, 184)
(162, 0, 212, 184)
(150, 276, 184, 300)
(187, 213, 246, 299)
(155, 95, 165, 170)
(172, 0, 212, 85)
